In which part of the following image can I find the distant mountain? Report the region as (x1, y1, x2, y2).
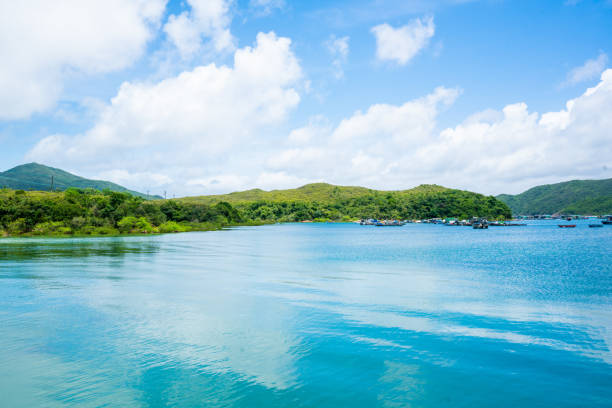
(497, 179, 612, 215)
(179, 182, 450, 205)
(0, 163, 159, 199)
(178, 182, 512, 220)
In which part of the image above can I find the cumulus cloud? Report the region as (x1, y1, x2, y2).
(0, 0, 166, 120)
(371, 16, 435, 65)
(163, 0, 235, 59)
(98, 170, 174, 191)
(268, 70, 612, 194)
(287, 116, 331, 145)
(27, 32, 303, 195)
(266, 86, 459, 186)
(326, 35, 350, 79)
(563, 52, 608, 86)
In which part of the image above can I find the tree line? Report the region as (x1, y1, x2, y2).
(0, 188, 242, 236)
(0, 187, 511, 237)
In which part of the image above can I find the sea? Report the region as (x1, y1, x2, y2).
(0, 221, 610, 407)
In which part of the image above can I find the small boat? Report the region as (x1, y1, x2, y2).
(558, 224, 576, 228)
(489, 222, 527, 227)
(360, 219, 378, 225)
(375, 220, 406, 226)
(601, 216, 612, 225)
(472, 218, 488, 229)
(588, 224, 603, 228)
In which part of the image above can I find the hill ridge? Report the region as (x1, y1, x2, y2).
(497, 178, 612, 215)
(0, 163, 158, 199)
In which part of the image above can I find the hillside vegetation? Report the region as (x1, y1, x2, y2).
(0, 163, 157, 199)
(0, 188, 242, 237)
(178, 183, 512, 221)
(497, 178, 612, 215)
(0, 182, 512, 237)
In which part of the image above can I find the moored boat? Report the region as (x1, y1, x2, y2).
(489, 221, 527, 227)
(558, 224, 576, 228)
(375, 220, 406, 226)
(589, 224, 603, 228)
(472, 218, 488, 229)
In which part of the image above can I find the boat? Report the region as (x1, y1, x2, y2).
(601, 215, 612, 225)
(489, 221, 527, 227)
(588, 224, 603, 228)
(375, 220, 406, 226)
(360, 219, 378, 225)
(472, 218, 488, 229)
(558, 224, 576, 228)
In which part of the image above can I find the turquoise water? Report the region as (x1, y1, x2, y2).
(0, 221, 611, 407)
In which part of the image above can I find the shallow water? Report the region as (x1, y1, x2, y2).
(0, 221, 611, 407)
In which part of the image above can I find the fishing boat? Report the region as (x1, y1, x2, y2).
(375, 220, 406, 226)
(360, 219, 378, 225)
(558, 224, 576, 228)
(588, 224, 603, 228)
(472, 218, 488, 229)
(489, 221, 527, 227)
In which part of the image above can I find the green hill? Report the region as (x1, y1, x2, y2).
(497, 178, 612, 215)
(0, 163, 158, 199)
(177, 183, 511, 221)
(179, 183, 449, 205)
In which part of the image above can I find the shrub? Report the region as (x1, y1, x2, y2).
(117, 216, 138, 233)
(135, 217, 152, 233)
(7, 218, 27, 234)
(32, 221, 65, 235)
(94, 226, 118, 235)
(159, 221, 186, 233)
(70, 216, 87, 230)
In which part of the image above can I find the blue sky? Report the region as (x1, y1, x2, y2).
(1, 0, 611, 196)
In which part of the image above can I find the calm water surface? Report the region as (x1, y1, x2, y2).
(0, 222, 611, 407)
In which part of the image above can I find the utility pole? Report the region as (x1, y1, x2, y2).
(50, 176, 54, 191)
(164, 190, 167, 199)
(146, 190, 149, 200)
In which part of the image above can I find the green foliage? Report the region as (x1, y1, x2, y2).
(117, 216, 139, 232)
(0, 181, 514, 237)
(32, 221, 72, 236)
(178, 183, 512, 221)
(159, 221, 189, 233)
(0, 163, 158, 199)
(0, 188, 239, 237)
(498, 178, 612, 215)
(135, 217, 152, 233)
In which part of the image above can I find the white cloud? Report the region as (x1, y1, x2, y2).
(371, 16, 435, 65)
(0, 0, 167, 120)
(332, 86, 459, 145)
(163, 0, 235, 59)
(24, 67, 612, 197)
(563, 52, 608, 86)
(267, 70, 612, 195)
(27, 32, 303, 195)
(326, 35, 350, 79)
(98, 169, 173, 190)
(287, 116, 331, 145)
(187, 174, 250, 193)
(255, 172, 313, 190)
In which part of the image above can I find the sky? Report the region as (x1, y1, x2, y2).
(0, 0, 611, 197)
